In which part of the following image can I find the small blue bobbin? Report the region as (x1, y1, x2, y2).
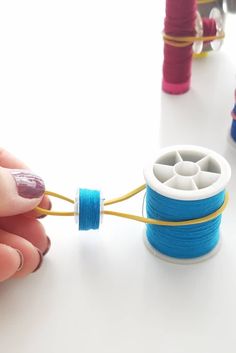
(75, 188, 101, 230)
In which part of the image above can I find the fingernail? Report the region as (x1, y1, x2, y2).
(11, 170, 45, 199)
(37, 200, 52, 219)
(43, 236, 51, 256)
(16, 250, 24, 271)
(32, 249, 43, 273)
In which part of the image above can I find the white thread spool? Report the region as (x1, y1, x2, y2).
(143, 145, 231, 264)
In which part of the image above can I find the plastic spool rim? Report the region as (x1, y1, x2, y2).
(193, 11, 203, 54)
(143, 145, 231, 201)
(209, 7, 224, 51)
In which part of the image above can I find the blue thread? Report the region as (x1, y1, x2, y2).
(146, 186, 225, 259)
(233, 105, 236, 115)
(231, 116, 236, 142)
(78, 188, 101, 230)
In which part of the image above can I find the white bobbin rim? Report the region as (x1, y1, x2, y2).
(193, 11, 204, 54)
(143, 145, 231, 201)
(209, 7, 224, 51)
(143, 229, 221, 265)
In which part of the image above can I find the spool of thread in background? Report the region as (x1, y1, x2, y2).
(162, 0, 197, 94)
(196, 3, 224, 53)
(230, 89, 236, 142)
(198, 0, 225, 52)
(143, 145, 231, 264)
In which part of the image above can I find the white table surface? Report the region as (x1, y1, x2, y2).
(0, 1, 236, 352)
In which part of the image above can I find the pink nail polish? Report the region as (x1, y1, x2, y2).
(11, 170, 45, 199)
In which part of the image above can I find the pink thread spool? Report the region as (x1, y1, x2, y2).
(162, 0, 197, 95)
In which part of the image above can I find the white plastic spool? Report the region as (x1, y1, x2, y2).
(143, 145, 231, 264)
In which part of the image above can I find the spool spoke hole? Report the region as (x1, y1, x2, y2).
(193, 171, 220, 189)
(156, 151, 182, 166)
(178, 150, 206, 163)
(197, 156, 221, 174)
(153, 164, 174, 183)
(164, 175, 198, 191)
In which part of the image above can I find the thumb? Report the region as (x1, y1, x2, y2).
(0, 168, 45, 216)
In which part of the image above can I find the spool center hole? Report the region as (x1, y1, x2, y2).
(175, 161, 199, 177)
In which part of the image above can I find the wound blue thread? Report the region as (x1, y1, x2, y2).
(79, 188, 101, 230)
(231, 102, 236, 142)
(231, 119, 236, 142)
(146, 186, 225, 259)
(230, 89, 236, 142)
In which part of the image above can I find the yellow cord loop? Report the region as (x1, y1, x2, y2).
(163, 32, 225, 48)
(197, 0, 217, 4)
(35, 185, 229, 227)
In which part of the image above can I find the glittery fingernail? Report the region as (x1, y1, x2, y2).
(32, 249, 43, 273)
(43, 236, 51, 256)
(11, 170, 45, 199)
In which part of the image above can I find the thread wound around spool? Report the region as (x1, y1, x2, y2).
(143, 229, 222, 265)
(144, 145, 231, 201)
(74, 188, 104, 230)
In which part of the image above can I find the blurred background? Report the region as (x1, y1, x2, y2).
(0, 1, 235, 353)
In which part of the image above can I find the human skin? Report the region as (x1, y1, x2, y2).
(0, 148, 51, 282)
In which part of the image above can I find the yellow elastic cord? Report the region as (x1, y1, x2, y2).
(104, 193, 228, 226)
(197, 0, 217, 4)
(193, 52, 209, 58)
(104, 184, 146, 206)
(35, 185, 229, 227)
(163, 32, 225, 48)
(36, 191, 75, 216)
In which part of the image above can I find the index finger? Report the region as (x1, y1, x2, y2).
(0, 147, 51, 218)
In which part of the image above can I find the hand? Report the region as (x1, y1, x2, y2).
(0, 148, 51, 282)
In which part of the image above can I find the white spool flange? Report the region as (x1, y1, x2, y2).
(143, 145, 231, 264)
(209, 7, 224, 51)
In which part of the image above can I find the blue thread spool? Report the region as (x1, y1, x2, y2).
(143, 145, 231, 264)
